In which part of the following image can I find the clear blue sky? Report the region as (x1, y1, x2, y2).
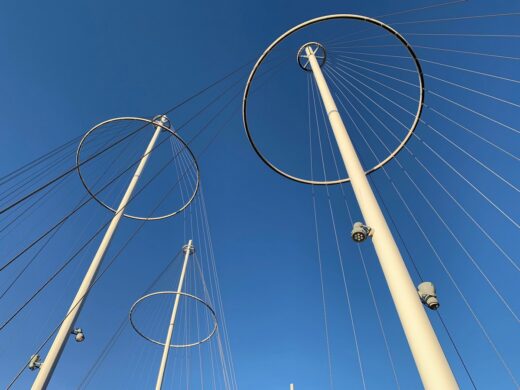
(0, 0, 518, 389)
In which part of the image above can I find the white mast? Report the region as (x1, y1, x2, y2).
(301, 42, 457, 389)
(32, 116, 169, 389)
(155, 240, 195, 390)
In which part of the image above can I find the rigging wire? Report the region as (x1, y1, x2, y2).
(5, 143, 197, 388)
(0, 72, 248, 274)
(323, 0, 467, 46)
(329, 46, 520, 61)
(326, 71, 476, 387)
(0, 138, 192, 331)
(327, 64, 519, 263)
(369, 178, 478, 390)
(0, 126, 141, 300)
(312, 74, 401, 389)
(77, 248, 183, 389)
(325, 61, 520, 269)
(334, 54, 520, 84)
(324, 67, 518, 386)
(326, 64, 520, 232)
(307, 76, 335, 390)
(66, 109, 249, 390)
(326, 66, 520, 318)
(327, 33, 520, 49)
(0, 171, 66, 238)
(310, 75, 367, 389)
(330, 59, 520, 161)
(0, 122, 131, 207)
(198, 188, 238, 390)
(0, 59, 254, 217)
(329, 60, 520, 192)
(371, 173, 478, 390)
(67, 56, 287, 389)
(377, 0, 467, 20)
(0, 135, 81, 186)
(391, 12, 520, 26)
(193, 208, 219, 389)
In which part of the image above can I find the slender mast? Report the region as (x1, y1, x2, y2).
(303, 43, 457, 389)
(32, 116, 168, 389)
(155, 240, 195, 390)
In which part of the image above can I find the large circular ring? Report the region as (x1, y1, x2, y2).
(243, 14, 425, 185)
(76, 117, 199, 220)
(129, 291, 218, 348)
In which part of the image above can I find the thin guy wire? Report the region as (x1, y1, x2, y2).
(331, 59, 519, 160)
(327, 63, 520, 269)
(310, 76, 367, 390)
(326, 67, 520, 316)
(193, 198, 219, 389)
(325, 46, 519, 389)
(325, 32, 520, 49)
(0, 135, 193, 332)
(77, 250, 183, 388)
(199, 190, 236, 390)
(0, 123, 129, 206)
(327, 71, 476, 387)
(0, 72, 250, 274)
(324, 70, 519, 384)
(333, 55, 520, 129)
(0, 59, 253, 216)
(0, 127, 143, 299)
(368, 173, 477, 390)
(338, 61, 520, 267)
(331, 60, 520, 190)
(6, 161, 192, 389)
(327, 64, 520, 230)
(307, 76, 335, 390)
(334, 54, 520, 84)
(314, 74, 401, 389)
(330, 46, 520, 61)
(323, 0, 466, 46)
(334, 52, 520, 134)
(390, 12, 520, 26)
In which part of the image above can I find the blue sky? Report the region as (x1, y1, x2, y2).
(0, 0, 518, 389)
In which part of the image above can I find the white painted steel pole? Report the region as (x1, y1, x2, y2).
(155, 240, 194, 390)
(290, 384, 295, 390)
(32, 117, 168, 389)
(304, 45, 458, 389)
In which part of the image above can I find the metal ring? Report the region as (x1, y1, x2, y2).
(129, 291, 218, 348)
(76, 117, 200, 220)
(243, 14, 425, 185)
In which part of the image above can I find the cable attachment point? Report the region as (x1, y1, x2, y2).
(28, 354, 42, 370)
(418, 282, 440, 310)
(152, 114, 171, 129)
(183, 243, 195, 255)
(351, 222, 372, 243)
(71, 327, 85, 342)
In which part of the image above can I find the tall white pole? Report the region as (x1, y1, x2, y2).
(304, 45, 458, 389)
(155, 240, 194, 390)
(32, 116, 168, 389)
(290, 383, 295, 390)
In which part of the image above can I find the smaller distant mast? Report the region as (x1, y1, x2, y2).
(129, 240, 218, 390)
(155, 241, 194, 390)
